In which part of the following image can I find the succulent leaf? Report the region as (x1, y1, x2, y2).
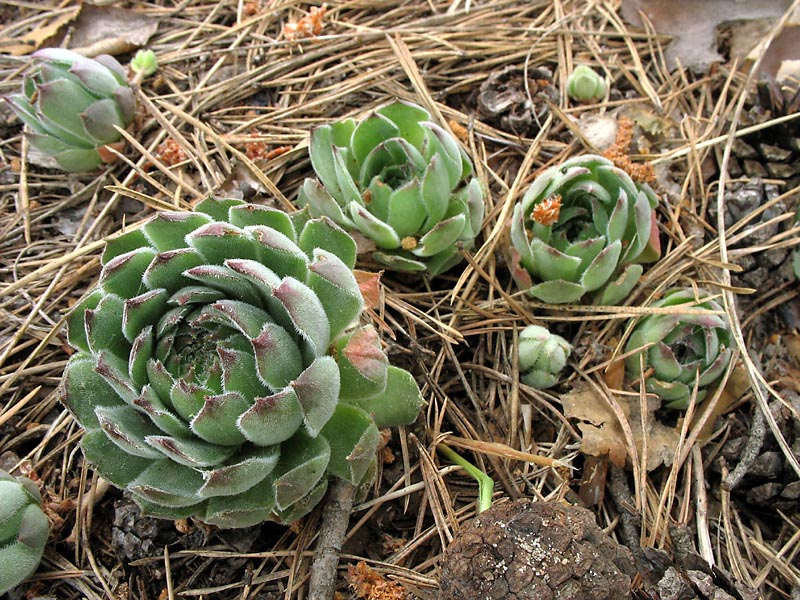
(301, 100, 483, 275)
(61, 198, 422, 526)
(511, 154, 660, 304)
(0, 471, 49, 594)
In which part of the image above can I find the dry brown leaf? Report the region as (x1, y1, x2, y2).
(559, 381, 680, 471)
(621, 0, 791, 69)
(354, 270, 382, 309)
(754, 23, 800, 80)
(1, 7, 80, 55)
(692, 362, 751, 440)
(66, 5, 158, 57)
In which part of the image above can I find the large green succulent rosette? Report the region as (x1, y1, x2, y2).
(510, 154, 661, 304)
(298, 100, 484, 275)
(0, 470, 49, 594)
(5, 48, 135, 172)
(624, 289, 732, 409)
(60, 198, 422, 527)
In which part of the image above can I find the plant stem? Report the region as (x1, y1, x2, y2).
(437, 443, 494, 513)
(307, 477, 355, 600)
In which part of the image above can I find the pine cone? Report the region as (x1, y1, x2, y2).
(439, 499, 635, 600)
(476, 66, 558, 137)
(729, 78, 800, 189)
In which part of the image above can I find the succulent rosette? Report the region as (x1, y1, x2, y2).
(0, 470, 49, 594)
(510, 154, 661, 305)
(60, 198, 422, 527)
(5, 48, 135, 172)
(298, 100, 484, 275)
(518, 325, 571, 390)
(624, 289, 732, 409)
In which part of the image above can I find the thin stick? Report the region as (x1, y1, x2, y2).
(307, 478, 355, 600)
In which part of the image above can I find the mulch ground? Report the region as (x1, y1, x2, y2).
(0, 1, 798, 599)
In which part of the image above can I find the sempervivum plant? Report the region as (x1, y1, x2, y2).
(510, 154, 661, 305)
(518, 325, 571, 390)
(298, 100, 484, 275)
(60, 198, 422, 527)
(624, 289, 732, 409)
(0, 470, 49, 594)
(5, 48, 135, 172)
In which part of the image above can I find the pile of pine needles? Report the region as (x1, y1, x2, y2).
(0, 1, 798, 598)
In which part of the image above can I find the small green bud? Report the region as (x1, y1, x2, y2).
(518, 325, 571, 390)
(567, 65, 607, 103)
(131, 49, 158, 77)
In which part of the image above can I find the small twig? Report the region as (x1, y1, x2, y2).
(308, 478, 355, 600)
(608, 466, 644, 560)
(691, 446, 714, 567)
(723, 402, 766, 491)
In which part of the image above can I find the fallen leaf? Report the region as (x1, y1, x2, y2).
(66, 5, 158, 57)
(692, 362, 750, 440)
(354, 270, 382, 309)
(0, 7, 80, 55)
(216, 160, 270, 198)
(751, 23, 800, 81)
(559, 381, 681, 471)
(621, 0, 791, 70)
(578, 454, 608, 507)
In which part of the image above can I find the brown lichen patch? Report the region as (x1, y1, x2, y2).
(603, 117, 655, 184)
(439, 499, 635, 600)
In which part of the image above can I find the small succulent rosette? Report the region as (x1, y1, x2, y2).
(518, 325, 571, 390)
(624, 289, 733, 409)
(510, 154, 661, 305)
(0, 470, 49, 594)
(566, 65, 607, 103)
(60, 198, 423, 527)
(5, 48, 135, 172)
(298, 100, 484, 275)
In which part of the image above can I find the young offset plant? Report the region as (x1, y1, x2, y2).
(625, 288, 732, 409)
(60, 198, 422, 527)
(518, 324, 572, 390)
(510, 154, 661, 304)
(567, 65, 607, 103)
(0, 470, 49, 594)
(5, 49, 135, 172)
(298, 100, 484, 275)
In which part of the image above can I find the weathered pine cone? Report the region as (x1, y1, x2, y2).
(439, 499, 636, 600)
